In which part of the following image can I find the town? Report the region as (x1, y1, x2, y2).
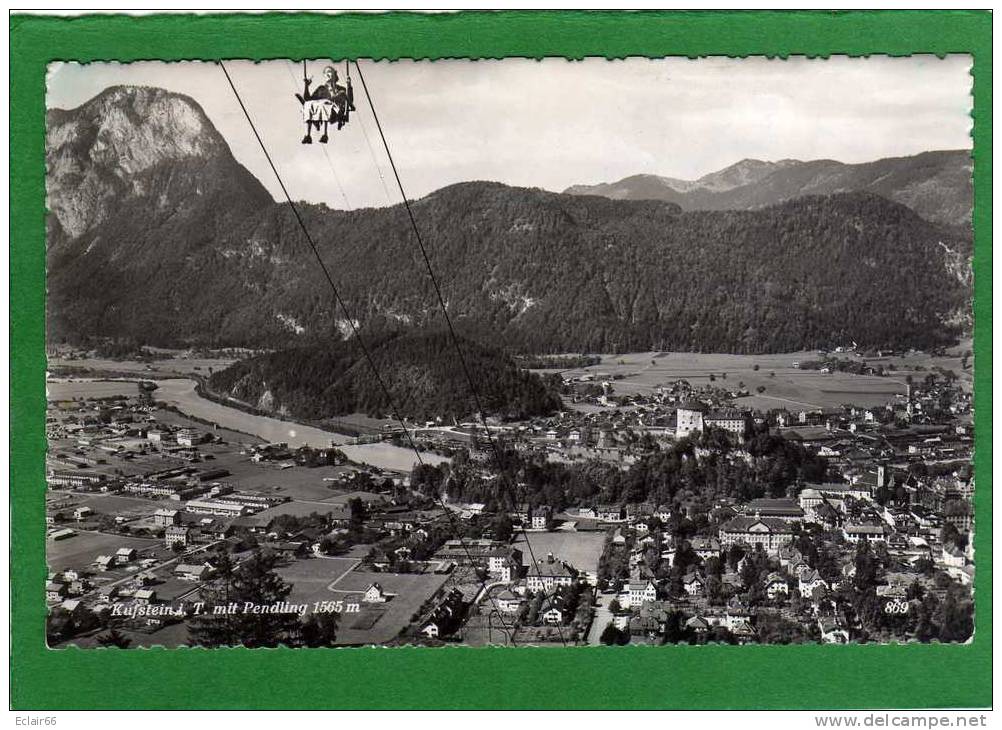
(45, 346, 975, 648)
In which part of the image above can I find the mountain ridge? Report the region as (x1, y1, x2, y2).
(563, 149, 973, 227)
(46, 86, 973, 355)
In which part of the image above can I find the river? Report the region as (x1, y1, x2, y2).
(61, 377, 446, 473)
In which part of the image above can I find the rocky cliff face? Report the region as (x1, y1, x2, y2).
(46, 86, 269, 244)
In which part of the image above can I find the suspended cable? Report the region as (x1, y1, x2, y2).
(218, 60, 515, 645)
(353, 60, 570, 646)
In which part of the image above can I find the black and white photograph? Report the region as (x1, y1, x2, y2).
(43, 55, 975, 650)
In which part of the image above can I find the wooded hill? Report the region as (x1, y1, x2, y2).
(207, 329, 562, 421)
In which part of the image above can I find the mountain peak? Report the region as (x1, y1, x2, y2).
(47, 85, 261, 240)
(48, 85, 226, 177)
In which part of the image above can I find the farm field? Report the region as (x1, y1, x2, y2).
(53, 492, 162, 519)
(209, 458, 357, 502)
(542, 348, 973, 410)
(47, 379, 142, 400)
(47, 531, 162, 573)
(276, 556, 361, 607)
(513, 530, 606, 577)
(48, 353, 240, 378)
(327, 569, 452, 646)
(276, 559, 449, 645)
(253, 492, 383, 522)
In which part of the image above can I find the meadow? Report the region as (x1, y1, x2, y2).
(546, 346, 971, 411)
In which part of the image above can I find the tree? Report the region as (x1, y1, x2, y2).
(300, 611, 340, 647)
(937, 590, 974, 643)
(600, 622, 623, 645)
(189, 549, 300, 648)
(96, 628, 132, 649)
(493, 514, 514, 543)
(853, 542, 879, 592)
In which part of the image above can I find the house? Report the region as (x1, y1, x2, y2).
(94, 554, 117, 571)
(420, 589, 464, 639)
(175, 563, 213, 582)
(742, 498, 805, 523)
(843, 523, 889, 544)
(703, 408, 749, 435)
(765, 572, 789, 599)
(165, 525, 190, 549)
(798, 569, 829, 599)
(154, 508, 181, 527)
(116, 547, 137, 563)
(494, 589, 524, 614)
(729, 618, 757, 643)
(685, 615, 710, 634)
(596, 505, 624, 522)
(489, 552, 522, 583)
(542, 606, 565, 625)
(264, 541, 308, 559)
(73, 506, 93, 521)
(626, 580, 657, 608)
(690, 537, 721, 561)
(525, 554, 577, 592)
(184, 499, 248, 517)
(492, 556, 525, 584)
(675, 402, 705, 437)
(819, 617, 850, 644)
(176, 428, 209, 447)
(134, 589, 157, 605)
(626, 503, 656, 522)
(682, 573, 705, 596)
(363, 583, 387, 603)
(46, 581, 68, 602)
(530, 506, 552, 530)
(60, 599, 84, 614)
(719, 516, 794, 554)
(777, 545, 803, 568)
(629, 614, 661, 638)
(941, 544, 966, 568)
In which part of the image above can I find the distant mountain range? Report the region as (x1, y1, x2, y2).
(46, 86, 973, 356)
(564, 151, 973, 228)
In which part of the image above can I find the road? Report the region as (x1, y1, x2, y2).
(586, 591, 615, 645)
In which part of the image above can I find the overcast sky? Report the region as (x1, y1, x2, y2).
(48, 55, 972, 210)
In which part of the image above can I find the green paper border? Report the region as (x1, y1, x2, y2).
(9, 10, 992, 710)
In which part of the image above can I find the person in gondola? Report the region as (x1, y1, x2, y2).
(296, 65, 349, 144)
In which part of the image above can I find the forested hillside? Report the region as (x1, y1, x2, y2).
(47, 86, 973, 355)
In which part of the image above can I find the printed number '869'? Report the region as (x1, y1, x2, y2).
(884, 599, 910, 614)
